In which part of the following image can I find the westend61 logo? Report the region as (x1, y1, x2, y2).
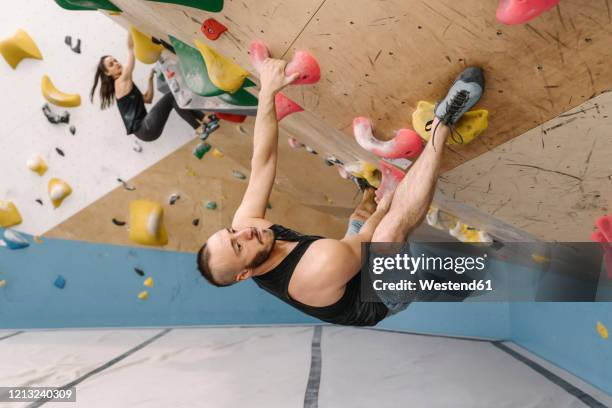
(371, 253, 488, 275)
(370, 253, 493, 293)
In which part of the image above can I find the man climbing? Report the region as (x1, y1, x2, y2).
(197, 57, 484, 326)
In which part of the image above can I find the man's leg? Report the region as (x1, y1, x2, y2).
(371, 119, 450, 242)
(372, 66, 484, 243)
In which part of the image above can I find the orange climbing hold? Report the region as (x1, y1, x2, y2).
(376, 160, 405, 203)
(353, 117, 423, 159)
(496, 0, 559, 25)
(275, 92, 303, 121)
(201, 18, 227, 41)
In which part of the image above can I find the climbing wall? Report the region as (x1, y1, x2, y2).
(46, 134, 351, 252)
(102, 0, 612, 242)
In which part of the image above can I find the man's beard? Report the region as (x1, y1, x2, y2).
(246, 234, 275, 269)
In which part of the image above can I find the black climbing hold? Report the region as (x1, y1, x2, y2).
(35, 199, 43, 206)
(192, 218, 200, 226)
(55, 148, 65, 157)
(169, 194, 180, 205)
(69, 125, 76, 135)
(117, 178, 136, 191)
(112, 218, 126, 226)
(71, 38, 81, 54)
(134, 267, 145, 276)
(42, 103, 70, 124)
(64, 35, 72, 46)
(133, 142, 143, 153)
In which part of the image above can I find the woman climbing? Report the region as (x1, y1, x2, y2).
(90, 33, 218, 142)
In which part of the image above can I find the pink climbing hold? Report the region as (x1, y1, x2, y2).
(275, 92, 303, 121)
(249, 40, 320, 85)
(248, 40, 270, 73)
(376, 160, 405, 203)
(285, 50, 320, 85)
(287, 137, 304, 149)
(592, 215, 612, 279)
(496, 0, 560, 25)
(595, 215, 612, 242)
(353, 117, 424, 159)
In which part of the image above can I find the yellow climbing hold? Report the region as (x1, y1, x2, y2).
(0, 280, 6, 288)
(597, 321, 608, 339)
(130, 27, 163, 64)
(27, 155, 48, 176)
(194, 39, 249, 93)
(0, 29, 42, 69)
(449, 221, 492, 243)
(143, 277, 154, 288)
(0, 201, 22, 228)
(48, 178, 72, 208)
(212, 148, 224, 158)
(129, 200, 168, 246)
(41, 75, 81, 107)
(412, 101, 488, 145)
(344, 161, 381, 188)
(531, 253, 550, 265)
(138, 290, 149, 300)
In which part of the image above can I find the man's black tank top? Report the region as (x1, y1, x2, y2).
(116, 85, 147, 134)
(252, 224, 388, 326)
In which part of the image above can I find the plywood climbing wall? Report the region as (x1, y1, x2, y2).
(100, 0, 612, 242)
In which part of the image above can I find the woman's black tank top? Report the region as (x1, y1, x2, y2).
(116, 84, 147, 134)
(252, 224, 388, 326)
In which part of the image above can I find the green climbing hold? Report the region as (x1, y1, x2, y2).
(194, 142, 212, 159)
(219, 88, 258, 107)
(266, 202, 272, 209)
(54, 0, 121, 12)
(206, 201, 217, 210)
(169, 35, 224, 97)
(145, 0, 223, 13)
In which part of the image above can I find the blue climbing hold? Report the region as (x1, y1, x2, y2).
(1, 229, 30, 250)
(54, 275, 66, 289)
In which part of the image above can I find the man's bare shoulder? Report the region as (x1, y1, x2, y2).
(288, 239, 362, 306)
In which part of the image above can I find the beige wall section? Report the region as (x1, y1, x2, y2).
(108, 0, 612, 172)
(439, 92, 612, 242)
(45, 134, 354, 253)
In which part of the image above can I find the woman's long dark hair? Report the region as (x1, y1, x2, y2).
(90, 55, 115, 110)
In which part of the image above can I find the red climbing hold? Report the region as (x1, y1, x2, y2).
(376, 160, 405, 203)
(285, 50, 321, 85)
(353, 117, 424, 159)
(592, 215, 612, 279)
(596, 215, 612, 242)
(275, 92, 303, 121)
(201, 18, 228, 41)
(216, 112, 247, 123)
(496, 0, 560, 25)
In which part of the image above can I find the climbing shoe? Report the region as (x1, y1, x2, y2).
(433, 67, 484, 144)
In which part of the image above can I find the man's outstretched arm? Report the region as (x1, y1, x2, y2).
(233, 59, 299, 229)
